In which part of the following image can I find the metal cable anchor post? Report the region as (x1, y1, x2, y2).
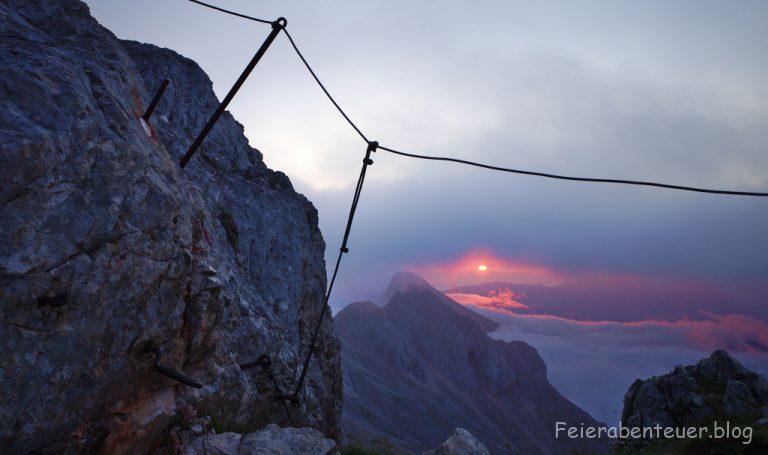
(179, 17, 287, 168)
(292, 140, 378, 398)
(364, 140, 377, 164)
(340, 140, 376, 254)
(240, 354, 296, 425)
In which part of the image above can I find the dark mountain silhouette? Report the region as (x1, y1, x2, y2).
(337, 274, 607, 454)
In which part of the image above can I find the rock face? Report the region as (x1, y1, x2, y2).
(337, 273, 607, 454)
(0, 0, 341, 452)
(622, 350, 768, 429)
(425, 428, 490, 455)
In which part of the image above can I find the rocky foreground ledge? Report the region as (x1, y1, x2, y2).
(623, 350, 768, 428)
(620, 350, 768, 452)
(171, 416, 336, 454)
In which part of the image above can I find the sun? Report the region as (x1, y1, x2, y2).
(477, 264, 488, 272)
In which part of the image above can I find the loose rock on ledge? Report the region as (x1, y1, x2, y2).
(177, 420, 337, 455)
(424, 428, 490, 455)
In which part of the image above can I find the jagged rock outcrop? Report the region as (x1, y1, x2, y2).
(620, 350, 768, 452)
(0, 0, 341, 452)
(622, 350, 768, 429)
(337, 274, 607, 454)
(424, 428, 489, 455)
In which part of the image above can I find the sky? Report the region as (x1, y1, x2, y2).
(85, 0, 768, 423)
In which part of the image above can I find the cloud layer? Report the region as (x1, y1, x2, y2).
(484, 307, 768, 424)
(448, 278, 768, 423)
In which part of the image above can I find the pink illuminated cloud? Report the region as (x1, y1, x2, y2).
(447, 288, 529, 311)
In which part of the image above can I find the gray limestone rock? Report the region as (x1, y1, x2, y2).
(178, 422, 336, 455)
(622, 350, 768, 430)
(0, 0, 341, 452)
(424, 428, 490, 455)
(620, 350, 768, 451)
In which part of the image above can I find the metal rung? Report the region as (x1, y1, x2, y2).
(147, 346, 203, 389)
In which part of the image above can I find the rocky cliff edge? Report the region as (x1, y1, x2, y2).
(0, 0, 341, 452)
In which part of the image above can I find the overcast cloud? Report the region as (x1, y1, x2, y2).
(86, 1, 768, 308)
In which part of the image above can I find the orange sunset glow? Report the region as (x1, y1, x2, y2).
(406, 250, 566, 290)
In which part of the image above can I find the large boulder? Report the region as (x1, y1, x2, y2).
(0, 0, 341, 452)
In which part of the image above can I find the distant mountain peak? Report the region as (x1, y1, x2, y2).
(379, 271, 498, 332)
(382, 270, 434, 301)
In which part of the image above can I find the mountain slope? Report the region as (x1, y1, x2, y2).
(338, 280, 606, 454)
